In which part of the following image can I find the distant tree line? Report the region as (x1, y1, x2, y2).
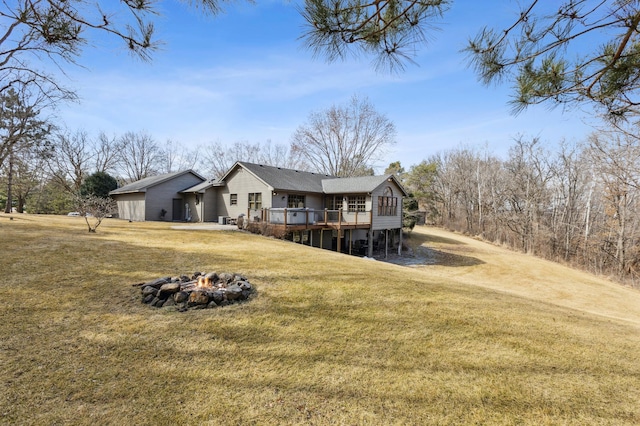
(400, 126, 640, 287)
(1, 91, 396, 217)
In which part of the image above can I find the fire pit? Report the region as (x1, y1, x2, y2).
(136, 271, 254, 311)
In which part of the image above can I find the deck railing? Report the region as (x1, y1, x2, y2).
(247, 208, 372, 228)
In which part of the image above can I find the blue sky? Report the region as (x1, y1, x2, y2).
(54, 1, 597, 172)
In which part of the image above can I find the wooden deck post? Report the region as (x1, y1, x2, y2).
(385, 229, 389, 259)
(368, 231, 374, 258)
(283, 208, 287, 228)
(337, 210, 342, 253)
(398, 228, 402, 255)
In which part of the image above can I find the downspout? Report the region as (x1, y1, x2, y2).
(398, 194, 403, 256)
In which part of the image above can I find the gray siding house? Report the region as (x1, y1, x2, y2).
(112, 162, 407, 256)
(110, 170, 206, 221)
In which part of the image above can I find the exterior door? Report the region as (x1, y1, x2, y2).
(172, 198, 183, 221)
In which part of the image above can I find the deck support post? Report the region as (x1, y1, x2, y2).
(385, 229, 389, 259)
(337, 210, 342, 253)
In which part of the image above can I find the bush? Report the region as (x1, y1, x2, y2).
(246, 222, 290, 239)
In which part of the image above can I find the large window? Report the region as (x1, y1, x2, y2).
(249, 192, 262, 210)
(347, 195, 366, 212)
(378, 186, 397, 216)
(230, 194, 237, 205)
(378, 195, 398, 216)
(326, 195, 342, 210)
(288, 194, 305, 208)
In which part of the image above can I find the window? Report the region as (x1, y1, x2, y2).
(248, 192, 262, 210)
(288, 194, 305, 208)
(347, 195, 366, 212)
(326, 195, 342, 210)
(378, 195, 398, 216)
(230, 194, 237, 205)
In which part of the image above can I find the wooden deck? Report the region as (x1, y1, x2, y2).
(278, 221, 371, 231)
(248, 208, 372, 231)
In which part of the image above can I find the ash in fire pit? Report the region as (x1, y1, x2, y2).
(137, 271, 254, 311)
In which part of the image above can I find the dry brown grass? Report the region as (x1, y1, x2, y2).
(1, 214, 639, 425)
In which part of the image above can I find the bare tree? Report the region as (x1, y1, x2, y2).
(201, 140, 256, 179)
(46, 130, 93, 194)
(201, 139, 306, 178)
(93, 132, 122, 175)
(291, 95, 396, 177)
(417, 130, 640, 286)
(117, 131, 163, 182)
(73, 194, 117, 233)
(544, 141, 593, 262)
(258, 139, 308, 171)
(501, 137, 554, 254)
(160, 139, 199, 174)
(588, 130, 640, 277)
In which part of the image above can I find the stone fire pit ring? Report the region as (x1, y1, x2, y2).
(137, 271, 254, 311)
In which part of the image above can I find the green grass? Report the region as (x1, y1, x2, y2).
(1, 214, 639, 425)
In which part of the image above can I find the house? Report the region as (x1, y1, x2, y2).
(109, 170, 206, 221)
(179, 178, 224, 223)
(112, 162, 408, 257)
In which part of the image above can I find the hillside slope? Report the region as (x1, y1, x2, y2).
(0, 214, 639, 425)
(406, 226, 640, 328)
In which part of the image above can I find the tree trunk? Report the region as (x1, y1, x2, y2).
(4, 151, 14, 213)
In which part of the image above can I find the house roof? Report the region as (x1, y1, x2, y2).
(225, 162, 338, 193)
(322, 174, 408, 196)
(180, 179, 224, 194)
(109, 170, 206, 195)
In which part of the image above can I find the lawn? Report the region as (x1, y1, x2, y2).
(1, 214, 639, 425)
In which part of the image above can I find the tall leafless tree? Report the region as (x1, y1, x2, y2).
(46, 130, 93, 194)
(117, 131, 163, 182)
(159, 139, 199, 174)
(409, 130, 640, 286)
(291, 95, 396, 177)
(201, 139, 306, 179)
(93, 132, 123, 175)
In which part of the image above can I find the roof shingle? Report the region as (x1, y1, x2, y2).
(110, 170, 205, 195)
(237, 162, 338, 193)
